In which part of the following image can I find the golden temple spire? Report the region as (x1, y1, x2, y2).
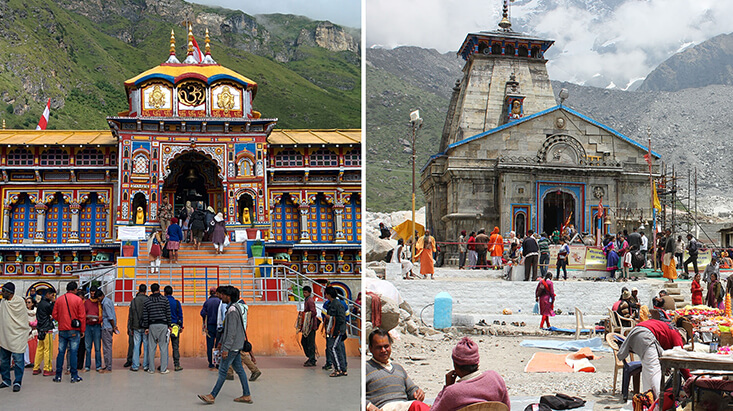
(169, 30, 176, 55)
(499, 0, 512, 31)
(165, 29, 181, 63)
(187, 24, 194, 56)
(205, 28, 211, 55)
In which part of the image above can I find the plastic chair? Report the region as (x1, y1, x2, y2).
(606, 332, 641, 400)
(574, 307, 595, 340)
(457, 402, 510, 411)
(612, 311, 636, 336)
(607, 308, 622, 334)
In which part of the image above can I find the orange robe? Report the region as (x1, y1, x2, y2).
(489, 233, 504, 257)
(415, 235, 436, 275)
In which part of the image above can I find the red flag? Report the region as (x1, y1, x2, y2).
(598, 196, 604, 219)
(36, 98, 50, 130)
(191, 36, 203, 63)
(643, 153, 651, 166)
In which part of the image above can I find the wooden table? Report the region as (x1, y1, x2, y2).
(659, 349, 733, 404)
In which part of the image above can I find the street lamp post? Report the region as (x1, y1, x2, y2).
(410, 110, 423, 260)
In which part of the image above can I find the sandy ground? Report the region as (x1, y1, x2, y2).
(383, 331, 634, 411)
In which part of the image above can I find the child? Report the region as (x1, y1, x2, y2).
(622, 246, 633, 281)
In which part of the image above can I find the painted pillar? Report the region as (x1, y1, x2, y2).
(333, 203, 346, 244)
(33, 203, 47, 244)
(68, 202, 81, 243)
(1, 205, 11, 243)
(298, 202, 311, 244)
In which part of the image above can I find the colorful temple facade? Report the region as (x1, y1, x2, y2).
(0, 28, 361, 283)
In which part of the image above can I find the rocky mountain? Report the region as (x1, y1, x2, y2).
(639, 32, 733, 92)
(0, 0, 360, 130)
(366, 42, 733, 215)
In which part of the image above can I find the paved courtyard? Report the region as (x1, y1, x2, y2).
(0, 356, 360, 410)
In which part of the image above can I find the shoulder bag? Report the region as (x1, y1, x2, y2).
(66, 295, 81, 329)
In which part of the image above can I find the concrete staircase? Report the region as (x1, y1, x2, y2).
(664, 282, 687, 309)
(136, 242, 257, 304)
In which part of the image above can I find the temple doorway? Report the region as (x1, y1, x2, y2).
(542, 190, 575, 235)
(163, 151, 223, 215)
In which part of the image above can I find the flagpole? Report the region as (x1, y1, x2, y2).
(647, 137, 657, 271)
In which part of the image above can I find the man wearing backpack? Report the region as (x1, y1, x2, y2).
(164, 286, 184, 372)
(683, 233, 700, 279)
(198, 286, 252, 405)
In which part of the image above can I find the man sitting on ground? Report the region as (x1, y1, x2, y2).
(652, 290, 676, 311)
(366, 329, 428, 411)
(431, 337, 510, 411)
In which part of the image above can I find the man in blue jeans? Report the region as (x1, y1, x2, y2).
(128, 284, 149, 371)
(52, 281, 86, 383)
(0, 282, 31, 392)
(198, 286, 252, 404)
(200, 287, 221, 369)
(83, 289, 102, 372)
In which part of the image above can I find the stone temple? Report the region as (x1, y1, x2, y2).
(420, 6, 660, 242)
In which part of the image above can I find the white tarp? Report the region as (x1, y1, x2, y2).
(117, 226, 147, 241)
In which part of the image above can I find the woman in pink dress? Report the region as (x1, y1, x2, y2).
(536, 273, 555, 329)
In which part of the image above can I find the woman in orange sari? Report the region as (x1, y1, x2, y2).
(415, 230, 436, 279)
(489, 227, 504, 269)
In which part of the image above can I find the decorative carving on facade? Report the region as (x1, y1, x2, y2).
(161, 145, 226, 180)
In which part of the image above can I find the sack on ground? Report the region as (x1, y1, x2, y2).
(540, 393, 586, 410)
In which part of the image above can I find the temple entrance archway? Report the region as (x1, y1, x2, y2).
(163, 151, 223, 215)
(542, 190, 575, 235)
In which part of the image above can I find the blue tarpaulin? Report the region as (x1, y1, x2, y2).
(519, 337, 612, 352)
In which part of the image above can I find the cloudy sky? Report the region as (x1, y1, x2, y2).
(191, 0, 361, 28)
(366, 0, 733, 89)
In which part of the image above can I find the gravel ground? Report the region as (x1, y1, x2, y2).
(384, 331, 634, 410)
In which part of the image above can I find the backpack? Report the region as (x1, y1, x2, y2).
(539, 393, 586, 410)
(232, 301, 252, 352)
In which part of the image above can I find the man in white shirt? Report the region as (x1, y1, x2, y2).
(639, 231, 648, 271)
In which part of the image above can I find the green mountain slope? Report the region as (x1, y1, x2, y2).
(365, 47, 463, 212)
(0, 0, 360, 130)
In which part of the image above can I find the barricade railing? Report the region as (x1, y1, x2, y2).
(75, 263, 361, 338)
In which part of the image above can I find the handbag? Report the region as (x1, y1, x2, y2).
(66, 295, 81, 329)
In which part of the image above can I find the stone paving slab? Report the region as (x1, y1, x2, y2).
(0, 356, 360, 410)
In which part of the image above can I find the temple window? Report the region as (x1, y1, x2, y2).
(274, 149, 303, 167)
(110, 151, 117, 166)
(7, 148, 33, 166)
(344, 148, 361, 166)
(40, 148, 69, 166)
(133, 153, 149, 174)
(76, 148, 105, 166)
(309, 148, 338, 167)
(237, 157, 254, 176)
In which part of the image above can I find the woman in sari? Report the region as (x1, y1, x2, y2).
(706, 272, 724, 309)
(535, 273, 555, 329)
(661, 229, 677, 282)
(415, 230, 436, 279)
(691, 273, 703, 306)
(466, 232, 477, 269)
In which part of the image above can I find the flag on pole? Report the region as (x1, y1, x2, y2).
(191, 35, 203, 63)
(36, 98, 50, 130)
(598, 196, 604, 219)
(652, 181, 661, 212)
(561, 211, 573, 234)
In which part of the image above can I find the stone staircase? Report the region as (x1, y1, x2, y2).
(136, 242, 259, 304)
(663, 282, 687, 309)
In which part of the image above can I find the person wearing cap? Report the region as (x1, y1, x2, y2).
(0, 282, 30, 392)
(616, 290, 637, 326)
(200, 286, 221, 369)
(211, 212, 228, 255)
(128, 284, 149, 372)
(366, 329, 428, 411)
(431, 337, 510, 411)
